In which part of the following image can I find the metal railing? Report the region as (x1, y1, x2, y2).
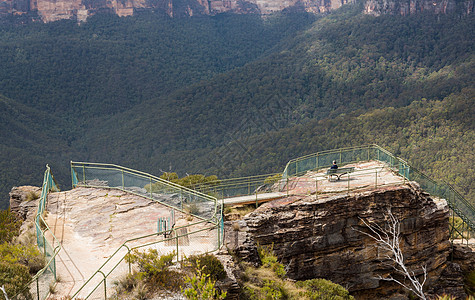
(69, 162, 224, 299)
(192, 173, 282, 200)
(281, 144, 474, 241)
(11, 166, 62, 300)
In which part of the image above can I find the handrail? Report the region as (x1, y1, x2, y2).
(70, 161, 220, 224)
(72, 219, 217, 299)
(69, 162, 224, 299)
(281, 144, 474, 234)
(12, 166, 62, 300)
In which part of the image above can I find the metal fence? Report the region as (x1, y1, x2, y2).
(10, 166, 61, 300)
(69, 162, 224, 299)
(192, 173, 282, 200)
(282, 144, 474, 241)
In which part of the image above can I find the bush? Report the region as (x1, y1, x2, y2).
(296, 278, 354, 300)
(0, 261, 32, 299)
(187, 254, 226, 281)
(0, 242, 45, 274)
(258, 244, 286, 279)
(0, 209, 21, 243)
(125, 249, 183, 291)
(182, 266, 227, 300)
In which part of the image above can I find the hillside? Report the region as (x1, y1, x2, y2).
(0, 7, 473, 209)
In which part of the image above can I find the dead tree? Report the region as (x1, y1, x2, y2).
(0, 286, 9, 300)
(356, 209, 427, 300)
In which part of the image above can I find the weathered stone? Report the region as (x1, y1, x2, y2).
(235, 183, 452, 299)
(9, 185, 41, 221)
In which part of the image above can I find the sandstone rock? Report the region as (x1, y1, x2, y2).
(9, 185, 41, 221)
(234, 183, 451, 299)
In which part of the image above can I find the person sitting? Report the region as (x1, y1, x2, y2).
(330, 160, 338, 169)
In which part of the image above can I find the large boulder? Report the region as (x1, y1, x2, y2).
(231, 183, 452, 299)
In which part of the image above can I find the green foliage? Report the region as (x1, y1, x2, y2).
(264, 174, 282, 185)
(0, 10, 473, 211)
(0, 242, 45, 274)
(25, 191, 39, 202)
(465, 271, 475, 296)
(125, 249, 183, 291)
(296, 279, 354, 300)
(0, 209, 21, 243)
(244, 279, 289, 300)
(0, 261, 32, 299)
(258, 244, 286, 279)
(111, 272, 149, 299)
(186, 254, 226, 281)
(182, 265, 227, 300)
(240, 244, 353, 299)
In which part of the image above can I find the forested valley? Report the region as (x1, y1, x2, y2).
(0, 4, 473, 208)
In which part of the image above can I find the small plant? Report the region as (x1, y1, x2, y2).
(464, 270, 475, 296)
(125, 249, 183, 291)
(296, 278, 354, 300)
(25, 191, 40, 202)
(258, 244, 286, 279)
(49, 282, 56, 294)
(182, 265, 227, 300)
(186, 254, 226, 281)
(184, 203, 201, 216)
(264, 174, 282, 185)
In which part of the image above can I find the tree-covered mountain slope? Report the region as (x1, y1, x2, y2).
(0, 6, 473, 209)
(77, 11, 474, 186)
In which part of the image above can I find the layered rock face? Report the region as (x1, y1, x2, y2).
(227, 183, 454, 298)
(364, 0, 474, 16)
(0, 0, 353, 21)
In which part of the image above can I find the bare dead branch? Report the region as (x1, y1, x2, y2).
(353, 209, 427, 300)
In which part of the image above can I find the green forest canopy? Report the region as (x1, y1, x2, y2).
(0, 7, 473, 209)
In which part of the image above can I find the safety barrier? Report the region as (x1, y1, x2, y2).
(11, 166, 62, 300)
(69, 162, 224, 299)
(192, 173, 282, 200)
(282, 144, 474, 241)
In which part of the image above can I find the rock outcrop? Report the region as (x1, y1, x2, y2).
(9, 185, 41, 221)
(0, 0, 354, 22)
(226, 183, 457, 299)
(363, 0, 474, 16)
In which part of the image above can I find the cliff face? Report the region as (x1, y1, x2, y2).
(226, 183, 459, 298)
(0, 0, 353, 22)
(364, 0, 474, 16)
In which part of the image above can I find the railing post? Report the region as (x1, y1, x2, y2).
(315, 179, 318, 200)
(103, 278, 107, 300)
(82, 165, 86, 184)
(36, 277, 40, 300)
(375, 170, 378, 188)
(347, 173, 350, 193)
(122, 170, 124, 190)
(286, 178, 289, 197)
(175, 230, 179, 262)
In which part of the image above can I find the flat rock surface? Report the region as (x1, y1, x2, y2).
(45, 187, 205, 299)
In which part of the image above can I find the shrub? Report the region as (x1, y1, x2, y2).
(25, 191, 40, 202)
(0, 261, 32, 299)
(0, 242, 45, 274)
(0, 209, 21, 243)
(296, 278, 354, 300)
(182, 266, 227, 300)
(125, 249, 183, 291)
(186, 254, 226, 281)
(258, 244, 286, 279)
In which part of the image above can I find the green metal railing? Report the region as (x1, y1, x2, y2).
(69, 162, 224, 299)
(11, 166, 62, 300)
(71, 162, 221, 223)
(192, 173, 282, 200)
(282, 144, 474, 241)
